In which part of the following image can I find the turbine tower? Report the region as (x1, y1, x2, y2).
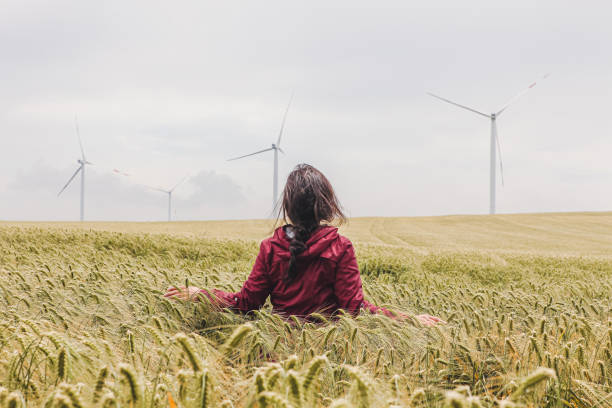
(147, 176, 188, 222)
(58, 116, 92, 221)
(228, 93, 293, 208)
(428, 74, 548, 214)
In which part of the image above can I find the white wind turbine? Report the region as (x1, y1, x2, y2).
(228, 94, 293, 208)
(58, 117, 92, 221)
(428, 74, 549, 214)
(145, 176, 189, 222)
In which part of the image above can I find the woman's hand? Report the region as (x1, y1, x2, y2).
(164, 286, 202, 301)
(397, 312, 445, 326)
(415, 314, 446, 327)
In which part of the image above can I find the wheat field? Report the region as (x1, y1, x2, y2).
(0, 212, 611, 407)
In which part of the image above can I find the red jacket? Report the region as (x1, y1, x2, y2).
(204, 225, 394, 318)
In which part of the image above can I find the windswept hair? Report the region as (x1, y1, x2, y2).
(276, 164, 346, 282)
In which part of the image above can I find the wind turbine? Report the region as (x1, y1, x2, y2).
(58, 116, 92, 221)
(427, 74, 549, 214)
(146, 176, 189, 222)
(228, 93, 293, 208)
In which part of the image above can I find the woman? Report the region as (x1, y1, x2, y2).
(164, 164, 443, 326)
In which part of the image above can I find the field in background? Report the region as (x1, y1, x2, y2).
(5, 211, 612, 254)
(1, 212, 611, 407)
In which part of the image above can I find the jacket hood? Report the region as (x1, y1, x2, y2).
(270, 225, 339, 261)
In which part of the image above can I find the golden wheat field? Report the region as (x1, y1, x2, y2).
(1, 212, 611, 407)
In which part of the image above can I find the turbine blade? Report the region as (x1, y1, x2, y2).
(276, 91, 294, 147)
(74, 115, 86, 161)
(496, 73, 550, 116)
(277, 147, 285, 155)
(148, 186, 170, 193)
(112, 168, 131, 177)
(57, 166, 82, 196)
(139, 183, 170, 193)
(496, 127, 505, 187)
(109, 167, 171, 193)
(427, 92, 490, 118)
(170, 175, 189, 192)
(227, 147, 274, 161)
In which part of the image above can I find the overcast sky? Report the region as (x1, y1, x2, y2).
(1, 1, 610, 221)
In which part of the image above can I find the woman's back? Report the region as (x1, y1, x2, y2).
(211, 225, 367, 317)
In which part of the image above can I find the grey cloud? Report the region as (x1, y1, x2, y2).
(184, 170, 245, 207)
(1, 162, 250, 221)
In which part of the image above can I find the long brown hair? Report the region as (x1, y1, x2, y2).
(276, 164, 346, 282)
